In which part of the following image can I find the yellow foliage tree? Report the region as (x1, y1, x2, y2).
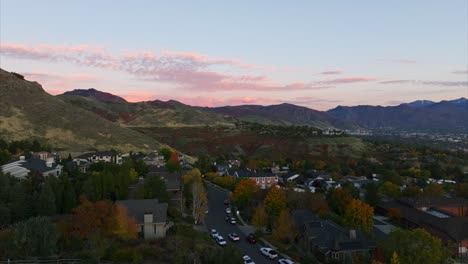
(252, 202, 268, 228)
(272, 209, 297, 244)
(264, 187, 287, 218)
(344, 199, 374, 233)
(233, 179, 258, 209)
(391, 251, 400, 264)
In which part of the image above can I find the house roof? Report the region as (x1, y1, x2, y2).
(380, 200, 468, 242)
(292, 210, 374, 253)
(21, 158, 60, 174)
(228, 168, 278, 178)
(78, 151, 118, 159)
(398, 196, 468, 208)
(116, 199, 168, 224)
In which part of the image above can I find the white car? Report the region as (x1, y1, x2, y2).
(243, 255, 255, 264)
(278, 259, 294, 264)
(210, 229, 219, 239)
(216, 235, 227, 246)
(226, 216, 237, 224)
(228, 233, 240, 241)
(226, 207, 231, 214)
(260, 247, 278, 259)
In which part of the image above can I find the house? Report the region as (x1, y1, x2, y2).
(146, 166, 183, 205)
(142, 151, 166, 167)
(293, 210, 375, 263)
(278, 171, 302, 184)
(228, 168, 279, 189)
(1, 156, 63, 179)
(32, 151, 58, 162)
(71, 158, 92, 173)
(116, 199, 170, 240)
(377, 197, 468, 257)
(78, 151, 123, 164)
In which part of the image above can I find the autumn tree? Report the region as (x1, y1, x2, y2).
(63, 196, 137, 241)
(264, 187, 286, 218)
(402, 185, 421, 197)
(343, 199, 374, 233)
(251, 203, 268, 228)
(192, 174, 208, 224)
(380, 228, 450, 264)
(327, 188, 352, 215)
(390, 251, 400, 264)
(272, 209, 296, 244)
(233, 179, 258, 209)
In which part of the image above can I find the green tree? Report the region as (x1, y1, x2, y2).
(144, 175, 169, 202)
(160, 147, 172, 162)
(14, 216, 58, 257)
(364, 183, 380, 207)
(35, 179, 57, 216)
(380, 181, 401, 199)
(380, 228, 450, 264)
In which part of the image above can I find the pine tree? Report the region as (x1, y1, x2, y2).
(36, 180, 56, 216)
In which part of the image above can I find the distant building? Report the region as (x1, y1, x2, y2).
(378, 197, 468, 257)
(143, 151, 166, 167)
(146, 166, 183, 205)
(293, 210, 375, 263)
(116, 199, 170, 240)
(1, 156, 63, 179)
(71, 158, 92, 173)
(78, 151, 123, 164)
(228, 168, 279, 189)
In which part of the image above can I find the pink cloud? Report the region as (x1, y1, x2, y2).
(379, 79, 468, 87)
(321, 70, 344, 75)
(324, 77, 375, 84)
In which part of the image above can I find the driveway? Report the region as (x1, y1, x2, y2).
(205, 183, 276, 264)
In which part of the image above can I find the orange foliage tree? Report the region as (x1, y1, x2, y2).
(272, 209, 297, 244)
(344, 199, 374, 233)
(251, 202, 268, 228)
(233, 179, 258, 209)
(328, 188, 353, 215)
(62, 195, 137, 241)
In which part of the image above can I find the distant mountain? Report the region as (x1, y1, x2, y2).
(401, 100, 435, 108)
(328, 98, 468, 132)
(204, 103, 356, 129)
(58, 90, 235, 127)
(62, 88, 127, 103)
(0, 69, 162, 152)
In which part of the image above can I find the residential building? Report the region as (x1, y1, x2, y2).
(142, 151, 166, 167)
(293, 210, 375, 263)
(146, 166, 183, 205)
(78, 151, 123, 164)
(228, 168, 279, 189)
(71, 158, 92, 173)
(116, 199, 170, 240)
(377, 197, 468, 257)
(1, 156, 63, 179)
(293, 210, 374, 263)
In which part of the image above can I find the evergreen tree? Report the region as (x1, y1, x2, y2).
(36, 180, 56, 216)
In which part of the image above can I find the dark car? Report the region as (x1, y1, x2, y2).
(246, 233, 256, 244)
(224, 199, 229, 205)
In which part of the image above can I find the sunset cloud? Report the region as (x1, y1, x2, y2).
(324, 77, 375, 84)
(321, 70, 344, 75)
(380, 79, 468, 87)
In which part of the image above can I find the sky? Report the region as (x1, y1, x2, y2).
(1, 0, 467, 110)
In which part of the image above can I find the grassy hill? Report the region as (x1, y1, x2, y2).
(58, 90, 236, 127)
(0, 69, 162, 153)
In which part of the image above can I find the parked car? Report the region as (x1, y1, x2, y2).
(260, 247, 278, 259)
(224, 199, 229, 205)
(278, 259, 294, 264)
(225, 207, 231, 214)
(210, 229, 219, 239)
(246, 233, 256, 244)
(228, 233, 240, 241)
(226, 216, 237, 224)
(216, 235, 227, 246)
(243, 255, 255, 264)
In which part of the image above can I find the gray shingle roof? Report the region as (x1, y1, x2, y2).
(116, 199, 168, 224)
(22, 158, 59, 174)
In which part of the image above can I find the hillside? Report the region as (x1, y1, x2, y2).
(58, 89, 235, 127)
(0, 69, 162, 152)
(204, 103, 356, 129)
(327, 98, 468, 133)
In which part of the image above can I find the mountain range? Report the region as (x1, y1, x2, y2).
(0, 69, 162, 153)
(59, 87, 467, 133)
(1, 67, 466, 156)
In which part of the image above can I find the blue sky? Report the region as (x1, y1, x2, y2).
(1, 0, 467, 109)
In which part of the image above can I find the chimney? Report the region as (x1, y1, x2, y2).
(349, 229, 356, 240)
(46, 161, 53, 167)
(19, 156, 25, 160)
(144, 212, 153, 223)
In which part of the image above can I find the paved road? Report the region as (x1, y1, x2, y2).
(205, 183, 276, 264)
